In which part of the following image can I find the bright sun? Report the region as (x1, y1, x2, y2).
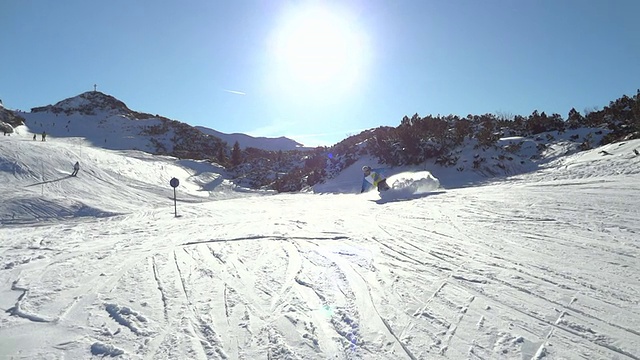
(272, 5, 368, 92)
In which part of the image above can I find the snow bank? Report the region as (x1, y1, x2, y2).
(90, 342, 125, 357)
(376, 171, 442, 202)
(388, 171, 440, 194)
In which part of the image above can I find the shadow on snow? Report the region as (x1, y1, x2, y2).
(372, 190, 447, 204)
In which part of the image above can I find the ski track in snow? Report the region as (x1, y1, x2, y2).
(0, 136, 639, 359)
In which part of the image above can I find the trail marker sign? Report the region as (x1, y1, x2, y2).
(170, 178, 179, 217)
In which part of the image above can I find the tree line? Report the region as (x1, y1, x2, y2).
(229, 90, 640, 191)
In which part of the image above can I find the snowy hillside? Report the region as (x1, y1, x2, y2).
(0, 130, 241, 224)
(8, 91, 634, 194)
(6, 91, 307, 153)
(14, 91, 229, 160)
(0, 130, 639, 359)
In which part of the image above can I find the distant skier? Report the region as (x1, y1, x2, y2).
(33, 134, 36, 141)
(361, 165, 390, 193)
(71, 161, 80, 177)
(41, 131, 47, 141)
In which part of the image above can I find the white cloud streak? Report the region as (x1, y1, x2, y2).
(223, 89, 246, 95)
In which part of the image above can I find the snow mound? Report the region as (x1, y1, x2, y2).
(90, 342, 125, 357)
(379, 171, 441, 201)
(390, 171, 440, 192)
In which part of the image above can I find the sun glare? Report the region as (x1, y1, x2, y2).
(271, 5, 368, 95)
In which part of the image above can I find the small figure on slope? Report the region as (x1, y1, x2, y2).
(361, 165, 390, 193)
(71, 161, 80, 177)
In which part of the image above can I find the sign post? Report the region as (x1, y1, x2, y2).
(170, 177, 179, 217)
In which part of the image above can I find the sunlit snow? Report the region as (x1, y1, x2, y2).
(1, 125, 639, 359)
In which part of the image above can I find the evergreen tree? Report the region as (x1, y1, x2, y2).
(527, 110, 546, 134)
(567, 108, 584, 129)
(216, 146, 227, 166)
(453, 119, 472, 145)
(633, 90, 640, 136)
(231, 141, 242, 166)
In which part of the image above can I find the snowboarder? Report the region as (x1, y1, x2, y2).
(41, 131, 46, 141)
(361, 165, 390, 193)
(33, 134, 36, 141)
(71, 161, 80, 177)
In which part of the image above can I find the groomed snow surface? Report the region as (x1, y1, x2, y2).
(1, 130, 639, 359)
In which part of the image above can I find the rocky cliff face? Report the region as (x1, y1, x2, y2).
(0, 106, 25, 133)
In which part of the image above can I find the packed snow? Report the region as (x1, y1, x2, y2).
(1, 127, 639, 359)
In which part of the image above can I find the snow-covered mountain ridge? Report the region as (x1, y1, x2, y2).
(195, 126, 309, 151)
(6, 91, 307, 154)
(2, 90, 639, 193)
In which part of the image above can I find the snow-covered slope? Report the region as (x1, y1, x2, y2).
(8, 90, 310, 160)
(17, 92, 195, 155)
(0, 132, 638, 359)
(0, 126, 249, 224)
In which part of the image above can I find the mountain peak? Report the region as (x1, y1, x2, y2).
(31, 91, 133, 116)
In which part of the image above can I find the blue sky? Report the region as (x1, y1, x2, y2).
(1, 0, 639, 147)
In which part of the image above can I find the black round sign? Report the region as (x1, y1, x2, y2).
(170, 177, 179, 188)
